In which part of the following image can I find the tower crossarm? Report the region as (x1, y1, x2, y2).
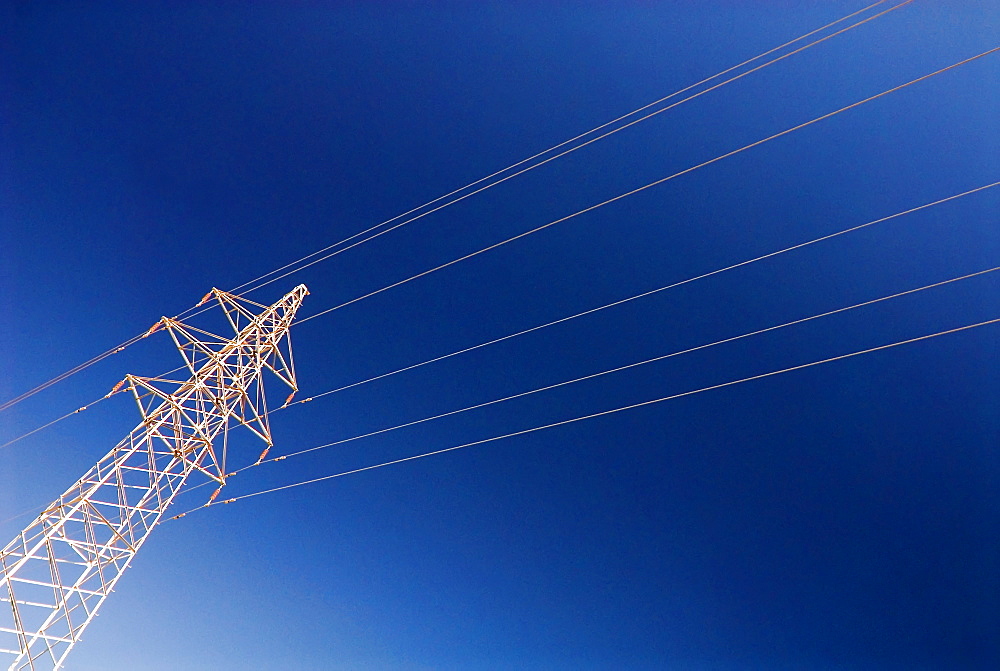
(0, 285, 307, 671)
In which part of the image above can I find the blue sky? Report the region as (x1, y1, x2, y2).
(1, 2, 998, 669)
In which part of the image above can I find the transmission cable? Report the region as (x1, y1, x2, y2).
(0, 334, 141, 415)
(230, 0, 911, 303)
(8, 179, 994, 456)
(170, 315, 1000, 515)
(0, 290, 220, 416)
(279, 266, 999, 457)
(296, 46, 1000, 325)
(169, 264, 998, 508)
(225, 0, 898, 298)
(0, 1, 903, 416)
(287, 181, 999, 405)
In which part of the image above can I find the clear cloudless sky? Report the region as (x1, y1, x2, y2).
(1, 2, 998, 670)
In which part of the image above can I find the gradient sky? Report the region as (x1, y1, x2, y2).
(1, 2, 998, 670)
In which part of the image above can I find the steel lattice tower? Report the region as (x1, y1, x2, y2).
(0, 285, 308, 671)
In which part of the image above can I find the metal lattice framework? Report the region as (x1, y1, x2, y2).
(0, 285, 308, 671)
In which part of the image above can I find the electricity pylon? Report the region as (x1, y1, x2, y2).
(0, 285, 308, 671)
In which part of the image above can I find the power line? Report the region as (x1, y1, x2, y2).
(287, 181, 1000, 405)
(0, 1, 901, 417)
(273, 265, 1000, 459)
(0, 503, 50, 529)
(172, 265, 998, 505)
(297, 46, 1000, 325)
(231, 0, 912, 302)
(14, 174, 992, 461)
(0, 334, 141, 415)
(7, 179, 996, 463)
(171, 316, 1000, 515)
(0, 292, 219, 416)
(0, 397, 109, 453)
(0, 376, 134, 452)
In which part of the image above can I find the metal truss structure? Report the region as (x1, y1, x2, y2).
(0, 285, 308, 670)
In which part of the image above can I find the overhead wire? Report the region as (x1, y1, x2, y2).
(10, 173, 992, 464)
(169, 315, 1000, 515)
(275, 266, 1000, 458)
(4, 7, 994, 616)
(0, 291, 220, 417)
(169, 264, 998, 508)
(0, 303, 219, 451)
(0, 503, 49, 529)
(222, 0, 897, 299)
(296, 45, 1000, 325)
(0, 1, 902, 417)
(0, 333, 142, 415)
(286, 181, 1000, 405)
(0, 395, 113, 453)
(0, 2, 910, 423)
(231, 0, 913, 302)
(5, 178, 995, 465)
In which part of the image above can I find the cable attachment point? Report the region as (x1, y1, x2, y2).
(104, 379, 127, 398)
(196, 289, 216, 307)
(142, 319, 165, 338)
